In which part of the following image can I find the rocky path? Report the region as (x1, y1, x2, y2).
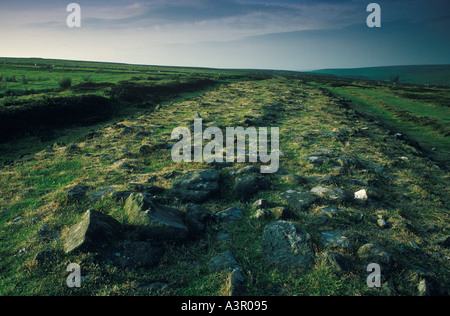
(0, 78, 449, 296)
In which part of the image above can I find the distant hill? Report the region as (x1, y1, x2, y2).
(312, 65, 450, 86)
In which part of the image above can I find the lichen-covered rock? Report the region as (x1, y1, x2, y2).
(280, 190, 317, 212)
(171, 169, 220, 203)
(261, 220, 315, 271)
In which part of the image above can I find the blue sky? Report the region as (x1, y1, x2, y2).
(0, 0, 449, 70)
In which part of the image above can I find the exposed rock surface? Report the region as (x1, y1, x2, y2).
(64, 210, 121, 254)
(280, 190, 317, 212)
(125, 193, 189, 241)
(261, 220, 315, 270)
(171, 169, 220, 203)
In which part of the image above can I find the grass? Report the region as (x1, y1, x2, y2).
(0, 58, 449, 296)
(322, 84, 450, 168)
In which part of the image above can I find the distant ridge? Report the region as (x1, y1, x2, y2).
(312, 65, 450, 86)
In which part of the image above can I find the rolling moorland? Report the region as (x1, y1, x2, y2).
(0, 58, 449, 296)
(313, 65, 450, 87)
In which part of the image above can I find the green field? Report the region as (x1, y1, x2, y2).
(312, 65, 450, 87)
(0, 58, 449, 296)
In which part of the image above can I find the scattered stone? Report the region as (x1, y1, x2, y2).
(203, 160, 234, 169)
(233, 175, 270, 200)
(171, 169, 220, 203)
(216, 230, 231, 242)
(65, 144, 82, 155)
(185, 204, 214, 237)
(418, 279, 432, 296)
(308, 147, 334, 157)
(114, 160, 134, 171)
(321, 231, 351, 249)
(253, 209, 270, 220)
(67, 185, 89, 200)
(112, 191, 133, 202)
(147, 175, 157, 183)
(193, 112, 204, 120)
(35, 225, 60, 242)
(354, 189, 368, 200)
(64, 210, 122, 254)
(377, 215, 389, 228)
(235, 165, 260, 175)
(306, 156, 328, 166)
(252, 199, 268, 209)
(11, 216, 23, 224)
(163, 171, 177, 179)
(310, 186, 345, 200)
(139, 282, 169, 294)
(313, 174, 340, 185)
(280, 190, 317, 212)
(336, 155, 364, 169)
(352, 213, 365, 223)
(136, 131, 151, 137)
(33, 250, 59, 266)
(125, 193, 189, 241)
(149, 142, 173, 150)
(120, 127, 134, 135)
(357, 243, 394, 271)
(319, 251, 352, 273)
(281, 174, 309, 185)
(89, 187, 117, 202)
(268, 206, 293, 220)
(209, 250, 240, 273)
(435, 236, 450, 249)
(139, 145, 152, 155)
(226, 270, 245, 296)
(110, 241, 164, 269)
(15, 248, 28, 256)
(216, 207, 243, 223)
(315, 207, 344, 219)
(261, 220, 315, 271)
(128, 183, 165, 195)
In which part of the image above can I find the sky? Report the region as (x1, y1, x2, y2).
(0, 0, 449, 70)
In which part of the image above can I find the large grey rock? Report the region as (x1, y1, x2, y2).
(125, 193, 189, 241)
(261, 220, 315, 271)
(64, 210, 121, 254)
(280, 190, 317, 212)
(171, 169, 220, 203)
